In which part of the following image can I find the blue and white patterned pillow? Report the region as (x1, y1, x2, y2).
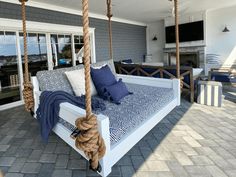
(36, 65, 83, 94)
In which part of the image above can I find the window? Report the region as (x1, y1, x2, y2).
(0, 31, 21, 105)
(51, 34, 73, 68)
(74, 35, 84, 65)
(0, 19, 96, 109)
(20, 33, 48, 76)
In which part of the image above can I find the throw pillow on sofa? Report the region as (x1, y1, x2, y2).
(104, 79, 132, 104)
(91, 65, 117, 98)
(91, 59, 116, 76)
(91, 65, 131, 103)
(36, 65, 83, 94)
(65, 68, 97, 96)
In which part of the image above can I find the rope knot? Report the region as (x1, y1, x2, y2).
(75, 114, 106, 170)
(23, 82, 34, 112)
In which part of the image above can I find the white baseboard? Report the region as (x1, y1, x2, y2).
(0, 100, 24, 111)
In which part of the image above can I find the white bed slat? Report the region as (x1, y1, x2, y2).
(118, 74, 173, 88)
(59, 103, 86, 126)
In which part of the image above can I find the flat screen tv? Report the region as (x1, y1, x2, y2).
(165, 20, 204, 43)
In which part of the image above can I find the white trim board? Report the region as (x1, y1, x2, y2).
(0, 101, 24, 111)
(0, 18, 95, 34)
(0, 0, 147, 26)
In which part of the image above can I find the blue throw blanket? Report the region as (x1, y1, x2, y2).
(36, 91, 106, 142)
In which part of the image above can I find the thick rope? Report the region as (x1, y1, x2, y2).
(75, 0, 106, 171)
(107, 0, 113, 59)
(174, 0, 180, 79)
(169, 0, 182, 89)
(0, 169, 3, 177)
(20, 0, 34, 112)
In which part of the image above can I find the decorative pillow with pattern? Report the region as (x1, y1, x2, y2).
(36, 65, 83, 94)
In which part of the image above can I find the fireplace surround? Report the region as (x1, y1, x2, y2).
(164, 46, 206, 69)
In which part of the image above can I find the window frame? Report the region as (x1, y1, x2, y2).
(0, 18, 96, 110)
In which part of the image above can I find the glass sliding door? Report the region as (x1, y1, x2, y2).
(0, 31, 21, 105)
(0, 24, 95, 109)
(20, 33, 48, 76)
(51, 34, 73, 68)
(74, 35, 84, 65)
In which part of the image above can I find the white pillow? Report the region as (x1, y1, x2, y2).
(65, 68, 97, 96)
(91, 63, 106, 69)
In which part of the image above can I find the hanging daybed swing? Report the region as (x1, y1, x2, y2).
(19, 0, 181, 176)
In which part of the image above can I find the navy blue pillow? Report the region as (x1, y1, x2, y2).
(91, 65, 117, 97)
(104, 79, 132, 104)
(122, 59, 133, 64)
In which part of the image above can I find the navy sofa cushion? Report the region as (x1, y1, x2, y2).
(104, 79, 131, 104)
(211, 72, 236, 83)
(122, 59, 133, 64)
(91, 65, 117, 97)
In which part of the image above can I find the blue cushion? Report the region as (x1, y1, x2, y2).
(91, 65, 117, 97)
(211, 72, 232, 82)
(122, 59, 133, 64)
(104, 79, 131, 104)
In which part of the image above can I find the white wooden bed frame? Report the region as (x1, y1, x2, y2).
(32, 74, 180, 177)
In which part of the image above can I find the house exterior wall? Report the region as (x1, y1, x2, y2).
(146, 20, 165, 63)
(206, 5, 236, 69)
(0, 1, 147, 63)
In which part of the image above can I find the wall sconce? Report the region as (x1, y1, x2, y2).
(152, 35, 157, 41)
(222, 25, 230, 32)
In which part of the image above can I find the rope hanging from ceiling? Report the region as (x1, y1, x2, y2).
(19, 0, 34, 112)
(173, 0, 184, 88)
(75, 0, 106, 171)
(19, 0, 180, 172)
(107, 0, 113, 59)
(170, 0, 183, 88)
(174, 0, 180, 79)
(19, 0, 106, 171)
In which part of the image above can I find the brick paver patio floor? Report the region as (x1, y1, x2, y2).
(0, 94, 236, 177)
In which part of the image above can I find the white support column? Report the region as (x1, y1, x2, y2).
(71, 34, 76, 66)
(97, 114, 112, 177)
(90, 29, 96, 63)
(16, 31, 24, 100)
(146, 25, 150, 55)
(173, 78, 181, 106)
(46, 33, 53, 70)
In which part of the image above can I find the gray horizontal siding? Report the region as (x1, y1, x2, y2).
(0, 1, 146, 63)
